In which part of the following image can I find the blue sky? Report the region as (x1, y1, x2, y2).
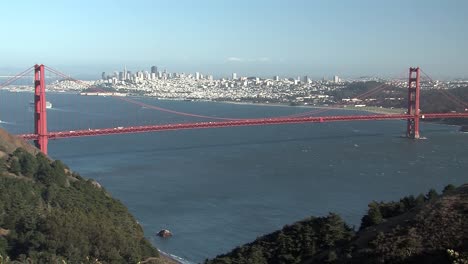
(1, 0, 467, 78)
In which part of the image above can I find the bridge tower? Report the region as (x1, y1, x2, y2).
(34, 64, 48, 154)
(407, 67, 421, 139)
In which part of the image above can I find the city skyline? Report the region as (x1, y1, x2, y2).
(1, 0, 468, 78)
(100, 65, 339, 82)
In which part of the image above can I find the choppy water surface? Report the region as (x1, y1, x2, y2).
(1, 91, 467, 263)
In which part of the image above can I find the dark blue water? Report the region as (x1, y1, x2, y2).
(1, 91, 467, 263)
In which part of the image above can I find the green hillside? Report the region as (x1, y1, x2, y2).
(206, 185, 468, 264)
(0, 129, 167, 263)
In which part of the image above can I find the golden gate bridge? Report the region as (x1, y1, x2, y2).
(1, 64, 468, 155)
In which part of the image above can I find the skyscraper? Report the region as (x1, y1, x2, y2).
(232, 73, 237, 80)
(123, 65, 127, 80)
(303, 76, 309, 83)
(334, 75, 340, 83)
(151, 66, 158, 74)
(101, 72, 106, 80)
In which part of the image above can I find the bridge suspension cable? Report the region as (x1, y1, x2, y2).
(43, 65, 342, 120)
(0, 66, 35, 89)
(285, 83, 391, 118)
(45, 66, 256, 121)
(13, 65, 468, 154)
(420, 69, 468, 110)
(42, 65, 427, 122)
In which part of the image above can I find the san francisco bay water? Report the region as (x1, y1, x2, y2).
(1, 91, 467, 263)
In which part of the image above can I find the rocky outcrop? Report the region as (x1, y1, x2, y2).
(157, 229, 172, 238)
(0, 228, 10, 236)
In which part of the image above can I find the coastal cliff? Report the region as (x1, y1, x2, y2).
(0, 128, 174, 263)
(206, 185, 468, 264)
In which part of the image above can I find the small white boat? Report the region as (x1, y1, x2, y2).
(29, 101, 52, 109)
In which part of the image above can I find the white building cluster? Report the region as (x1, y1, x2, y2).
(96, 66, 345, 104)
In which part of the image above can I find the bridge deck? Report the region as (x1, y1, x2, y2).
(17, 113, 468, 140)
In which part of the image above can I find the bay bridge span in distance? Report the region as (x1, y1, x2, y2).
(4, 64, 468, 155)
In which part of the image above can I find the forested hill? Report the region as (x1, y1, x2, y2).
(0, 128, 168, 263)
(206, 184, 468, 264)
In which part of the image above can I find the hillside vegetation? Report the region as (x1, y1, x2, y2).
(331, 82, 468, 126)
(0, 129, 165, 263)
(206, 184, 468, 264)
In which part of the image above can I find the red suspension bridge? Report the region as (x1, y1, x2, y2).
(2, 65, 468, 155)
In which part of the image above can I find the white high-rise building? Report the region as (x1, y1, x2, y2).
(195, 72, 200, 80)
(334, 75, 340, 83)
(274, 75, 279, 81)
(232, 73, 237, 80)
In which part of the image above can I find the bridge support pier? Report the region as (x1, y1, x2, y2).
(407, 67, 421, 139)
(34, 64, 48, 154)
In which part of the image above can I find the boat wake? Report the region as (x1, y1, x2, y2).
(0, 120, 14, 125)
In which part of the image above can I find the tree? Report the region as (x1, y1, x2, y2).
(360, 202, 383, 229)
(18, 152, 37, 177)
(0, 158, 6, 173)
(9, 159, 20, 175)
(425, 189, 439, 201)
(415, 194, 426, 206)
(245, 246, 267, 264)
(442, 184, 456, 194)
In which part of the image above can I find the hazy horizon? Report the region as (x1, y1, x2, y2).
(1, 0, 468, 79)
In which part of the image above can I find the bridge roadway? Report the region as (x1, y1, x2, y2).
(17, 113, 468, 140)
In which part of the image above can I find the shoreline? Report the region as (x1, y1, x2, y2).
(8, 88, 464, 128)
(213, 100, 406, 115)
(158, 249, 193, 264)
(77, 92, 468, 129)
